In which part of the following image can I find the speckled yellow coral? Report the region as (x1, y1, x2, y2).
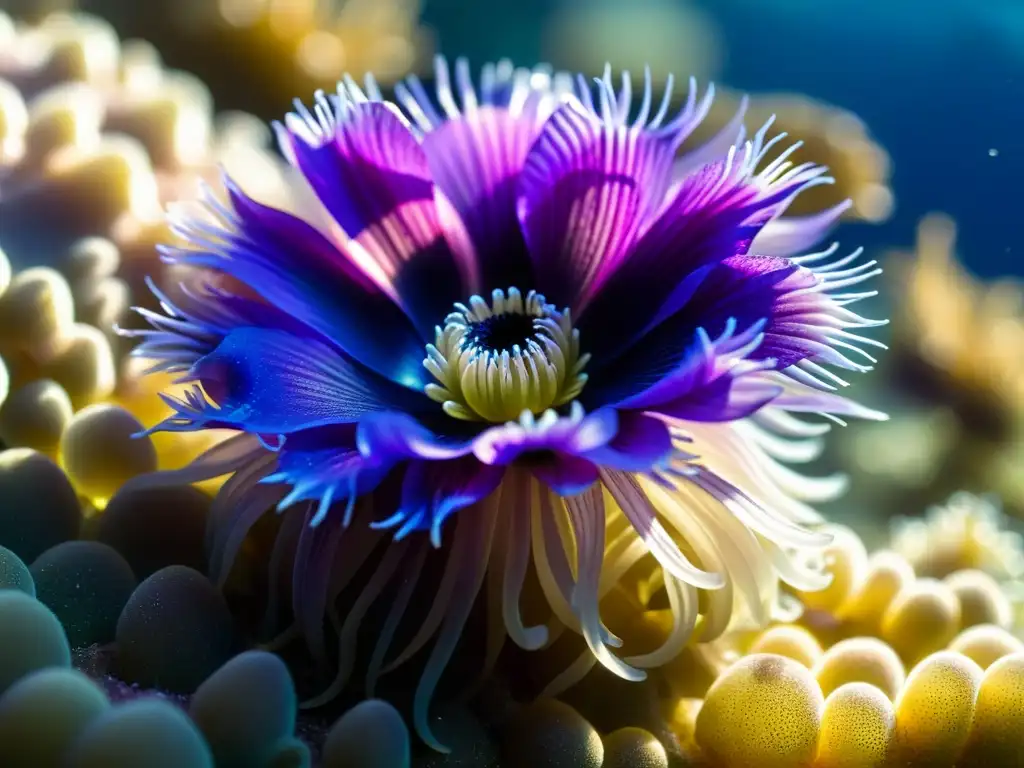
(959, 652, 1024, 766)
(813, 637, 905, 700)
(880, 578, 961, 664)
(949, 624, 1024, 671)
(749, 625, 824, 669)
(890, 651, 982, 765)
(695, 653, 823, 768)
(815, 682, 895, 768)
(837, 551, 915, 629)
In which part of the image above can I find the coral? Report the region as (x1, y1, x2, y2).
(502, 699, 604, 768)
(189, 650, 298, 768)
(889, 651, 982, 765)
(0, 543, 35, 595)
(0, 378, 75, 458)
(78, 0, 433, 118)
(30, 540, 136, 648)
(891, 492, 1024, 581)
(0, 668, 109, 768)
(0, 267, 76, 360)
(95, 484, 210, 579)
(64, 698, 214, 768)
(948, 624, 1024, 671)
(944, 569, 1013, 629)
(0, 590, 70, 695)
(59, 403, 157, 506)
(960, 653, 1024, 766)
(114, 565, 235, 693)
(321, 698, 411, 768)
(695, 654, 823, 768)
(0, 448, 80, 563)
(891, 215, 1024, 429)
(879, 578, 961, 665)
(748, 625, 824, 669)
(601, 727, 670, 768)
(265, 738, 311, 768)
(815, 682, 894, 768)
(812, 638, 905, 700)
(40, 323, 117, 410)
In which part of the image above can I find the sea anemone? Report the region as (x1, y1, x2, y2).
(123, 57, 886, 749)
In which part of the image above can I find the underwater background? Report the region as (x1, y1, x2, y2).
(1, 0, 1024, 766)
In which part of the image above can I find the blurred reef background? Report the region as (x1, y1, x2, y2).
(1, 0, 1024, 766)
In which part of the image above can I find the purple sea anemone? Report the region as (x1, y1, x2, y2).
(122, 58, 886, 750)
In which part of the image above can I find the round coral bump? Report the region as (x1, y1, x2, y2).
(749, 625, 824, 668)
(0, 268, 75, 361)
(960, 652, 1024, 767)
(949, 624, 1024, 670)
(602, 727, 669, 768)
(60, 404, 157, 506)
(837, 551, 915, 627)
(0, 380, 74, 458)
(0, 591, 70, 696)
(0, 82, 28, 166)
(265, 737, 310, 768)
(0, 667, 109, 767)
(0, 544, 34, 596)
(0, 247, 11, 298)
(944, 569, 1013, 630)
(64, 699, 214, 768)
(63, 237, 120, 285)
(891, 651, 982, 765)
(880, 578, 961, 664)
(30, 540, 137, 648)
(96, 485, 210, 579)
(797, 525, 868, 613)
(38, 14, 120, 85)
(816, 682, 895, 768)
(0, 355, 8, 409)
(190, 650, 298, 768)
(322, 699, 411, 768)
(502, 699, 604, 768)
(813, 637, 905, 700)
(695, 653, 824, 768)
(115, 566, 235, 694)
(0, 448, 81, 563)
(41, 324, 116, 410)
(22, 83, 104, 167)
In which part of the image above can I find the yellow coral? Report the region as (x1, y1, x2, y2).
(749, 625, 824, 669)
(944, 569, 1013, 630)
(948, 624, 1024, 671)
(813, 637, 905, 700)
(960, 652, 1024, 765)
(891, 492, 1024, 581)
(836, 550, 915, 629)
(890, 651, 982, 765)
(80, 0, 431, 118)
(695, 653, 823, 768)
(880, 578, 961, 665)
(815, 682, 895, 768)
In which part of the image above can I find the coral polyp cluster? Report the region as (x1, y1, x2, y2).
(0, 10, 290, 303)
(684, 648, 1024, 768)
(79, 0, 433, 116)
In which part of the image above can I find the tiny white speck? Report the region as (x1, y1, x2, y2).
(989, 148, 999, 157)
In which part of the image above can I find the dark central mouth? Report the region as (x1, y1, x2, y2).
(463, 312, 538, 353)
